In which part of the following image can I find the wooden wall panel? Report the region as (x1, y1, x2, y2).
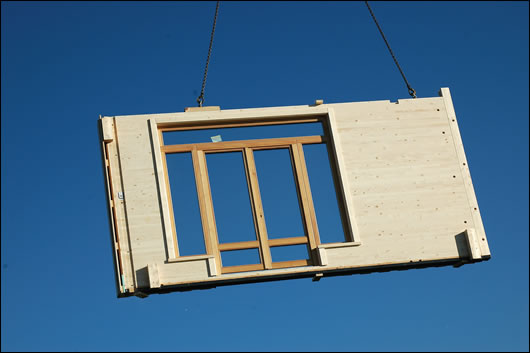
(100, 88, 490, 297)
(114, 117, 167, 289)
(330, 96, 475, 266)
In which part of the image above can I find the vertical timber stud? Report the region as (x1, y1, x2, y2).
(295, 142, 321, 246)
(148, 263, 161, 288)
(104, 142, 124, 289)
(149, 120, 178, 260)
(244, 148, 273, 269)
(102, 116, 135, 293)
(464, 228, 482, 260)
(100, 117, 123, 295)
(290, 143, 318, 256)
(197, 150, 222, 275)
(326, 109, 361, 243)
(439, 88, 490, 258)
(192, 148, 214, 257)
(161, 147, 180, 258)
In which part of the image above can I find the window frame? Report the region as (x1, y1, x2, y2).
(150, 112, 360, 275)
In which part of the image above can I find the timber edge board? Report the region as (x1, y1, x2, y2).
(122, 256, 489, 298)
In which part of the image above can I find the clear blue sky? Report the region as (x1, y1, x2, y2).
(1, 1, 528, 351)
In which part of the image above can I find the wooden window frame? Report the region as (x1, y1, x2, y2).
(153, 115, 357, 274)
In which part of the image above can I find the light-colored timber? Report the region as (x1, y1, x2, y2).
(99, 88, 491, 298)
(243, 147, 273, 269)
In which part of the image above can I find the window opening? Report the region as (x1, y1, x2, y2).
(253, 148, 305, 239)
(162, 121, 324, 145)
(165, 152, 206, 256)
(220, 248, 262, 267)
(206, 151, 257, 244)
(160, 116, 352, 273)
(270, 244, 310, 263)
(303, 143, 347, 244)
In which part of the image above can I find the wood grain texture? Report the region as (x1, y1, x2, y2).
(197, 150, 222, 275)
(192, 148, 213, 256)
(244, 148, 273, 269)
(115, 116, 168, 288)
(162, 136, 323, 153)
(103, 117, 135, 293)
(439, 88, 490, 258)
(218, 240, 260, 251)
(160, 117, 320, 132)
(102, 88, 490, 295)
(293, 143, 321, 246)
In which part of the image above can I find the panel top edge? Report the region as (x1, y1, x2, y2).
(99, 88, 449, 120)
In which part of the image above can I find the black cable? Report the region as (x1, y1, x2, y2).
(365, 1, 416, 98)
(197, 1, 220, 107)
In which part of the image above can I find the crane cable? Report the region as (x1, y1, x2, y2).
(195, 2, 415, 105)
(365, 1, 417, 98)
(197, 1, 220, 107)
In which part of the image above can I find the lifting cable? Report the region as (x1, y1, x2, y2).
(197, 1, 220, 107)
(365, 1, 417, 98)
(194, 2, 415, 105)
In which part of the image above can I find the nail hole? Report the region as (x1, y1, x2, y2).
(442, 131, 445, 134)
(464, 221, 467, 223)
(453, 175, 456, 178)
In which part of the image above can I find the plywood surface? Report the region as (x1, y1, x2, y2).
(100, 88, 490, 297)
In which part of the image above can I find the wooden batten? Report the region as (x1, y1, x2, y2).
(243, 147, 273, 269)
(185, 106, 221, 112)
(101, 116, 115, 142)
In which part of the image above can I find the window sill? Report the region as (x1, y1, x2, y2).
(166, 254, 215, 263)
(316, 242, 361, 266)
(318, 241, 361, 249)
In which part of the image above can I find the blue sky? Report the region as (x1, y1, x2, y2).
(1, 1, 528, 352)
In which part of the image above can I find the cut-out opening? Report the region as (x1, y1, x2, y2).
(303, 143, 347, 244)
(161, 115, 352, 272)
(206, 151, 257, 244)
(165, 152, 206, 256)
(163, 121, 324, 145)
(221, 248, 261, 267)
(254, 148, 305, 239)
(270, 244, 310, 262)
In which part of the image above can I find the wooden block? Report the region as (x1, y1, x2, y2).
(101, 116, 115, 142)
(208, 257, 218, 277)
(318, 242, 361, 249)
(185, 106, 221, 112)
(465, 228, 482, 260)
(312, 273, 324, 282)
(148, 263, 160, 288)
(317, 247, 328, 266)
